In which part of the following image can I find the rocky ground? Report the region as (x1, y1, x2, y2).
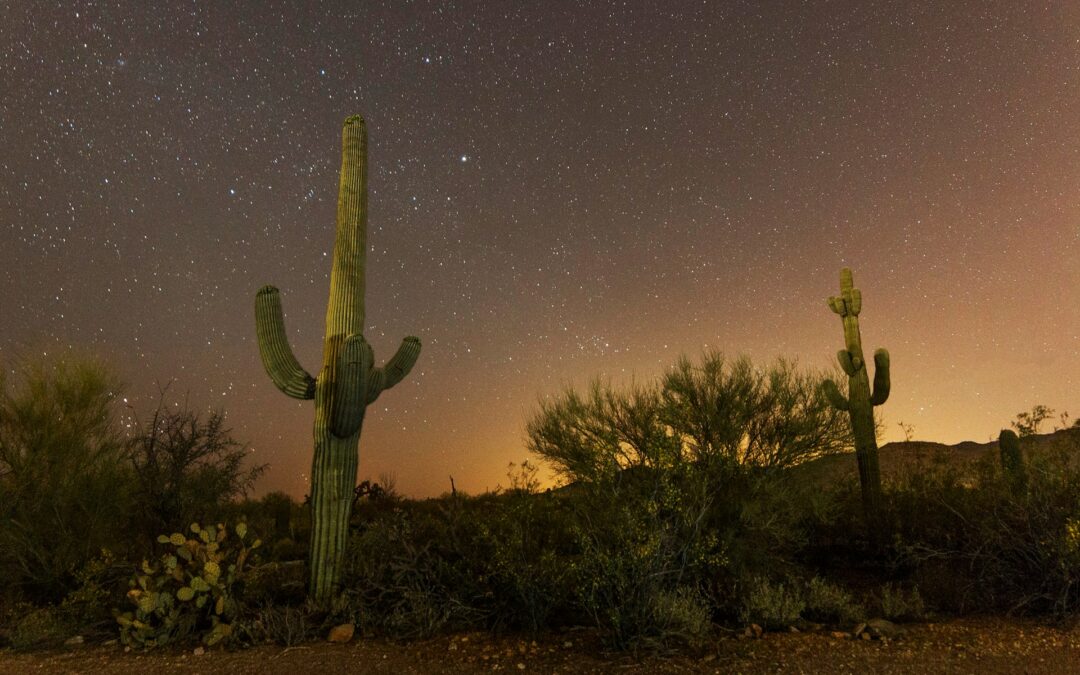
(2, 617, 1079, 674)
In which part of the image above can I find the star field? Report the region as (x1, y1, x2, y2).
(2, 1, 1078, 498)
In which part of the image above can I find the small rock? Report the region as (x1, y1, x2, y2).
(563, 640, 573, 648)
(750, 623, 763, 639)
(193, 646, 205, 656)
(788, 626, 800, 633)
(516, 663, 526, 670)
(866, 618, 907, 640)
(328, 623, 355, 643)
(853, 622, 867, 637)
(860, 631, 871, 641)
(64, 635, 84, 646)
(831, 631, 851, 640)
(102, 639, 117, 647)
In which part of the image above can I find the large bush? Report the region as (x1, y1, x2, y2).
(126, 392, 267, 542)
(0, 355, 135, 601)
(524, 352, 846, 647)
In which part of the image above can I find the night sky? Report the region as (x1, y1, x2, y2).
(3, 1, 1077, 499)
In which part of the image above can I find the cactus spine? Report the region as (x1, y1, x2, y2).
(254, 115, 421, 603)
(821, 268, 890, 529)
(998, 429, 1027, 494)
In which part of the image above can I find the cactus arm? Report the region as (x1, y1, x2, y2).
(255, 285, 316, 400)
(837, 350, 857, 376)
(364, 336, 422, 404)
(869, 349, 891, 406)
(827, 296, 846, 315)
(848, 288, 862, 315)
(365, 367, 387, 404)
(330, 335, 373, 438)
(822, 379, 849, 411)
(381, 336, 422, 389)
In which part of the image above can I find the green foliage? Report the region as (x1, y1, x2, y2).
(5, 604, 72, 651)
(115, 522, 261, 648)
(482, 462, 573, 633)
(738, 577, 805, 630)
(662, 353, 851, 469)
(342, 503, 488, 639)
(0, 354, 135, 601)
(879, 584, 926, 622)
(528, 352, 850, 484)
(803, 577, 864, 625)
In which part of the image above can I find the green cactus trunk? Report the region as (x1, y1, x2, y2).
(821, 268, 890, 533)
(254, 116, 421, 603)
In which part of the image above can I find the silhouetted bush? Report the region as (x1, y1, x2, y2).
(126, 390, 267, 542)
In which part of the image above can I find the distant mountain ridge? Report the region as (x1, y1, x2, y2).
(798, 427, 1080, 486)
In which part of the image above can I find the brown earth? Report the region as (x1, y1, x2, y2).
(3, 617, 1080, 674)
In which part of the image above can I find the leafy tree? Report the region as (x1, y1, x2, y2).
(527, 352, 850, 484)
(0, 354, 134, 600)
(661, 353, 850, 470)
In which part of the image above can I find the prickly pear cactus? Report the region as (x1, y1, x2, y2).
(116, 522, 260, 648)
(821, 268, 890, 529)
(254, 115, 421, 603)
(998, 429, 1027, 494)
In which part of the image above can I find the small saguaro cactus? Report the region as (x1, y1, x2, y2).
(254, 115, 421, 603)
(998, 429, 1027, 494)
(821, 268, 890, 529)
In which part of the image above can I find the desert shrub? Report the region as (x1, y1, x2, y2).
(659, 352, 850, 469)
(880, 433, 1080, 615)
(0, 354, 136, 602)
(649, 588, 713, 650)
(227, 492, 308, 563)
(57, 549, 134, 638)
(879, 583, 926, 622)
(245, 601, 320, 646)
(738, 577, 805, 630)
(524, 355, 848, 646)
(126, 391, 266, 542)
(115, 521, 261, 648)
(803, 577, 863, 625)
(341, 499, 492, 639)
(480, 463, 575, 633)
(4, 604, 72, 651)
(528, 352, 850, 483)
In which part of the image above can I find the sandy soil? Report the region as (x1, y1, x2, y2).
(2, 617, 1079, 674)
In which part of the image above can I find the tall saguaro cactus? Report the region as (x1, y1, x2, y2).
(821, 268, 890, 529)
(254, 115, 421, 603)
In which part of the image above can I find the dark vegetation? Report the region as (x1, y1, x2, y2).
(1, 352, 1079, 654)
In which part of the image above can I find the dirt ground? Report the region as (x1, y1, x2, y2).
(2, 617, 1079, 674)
